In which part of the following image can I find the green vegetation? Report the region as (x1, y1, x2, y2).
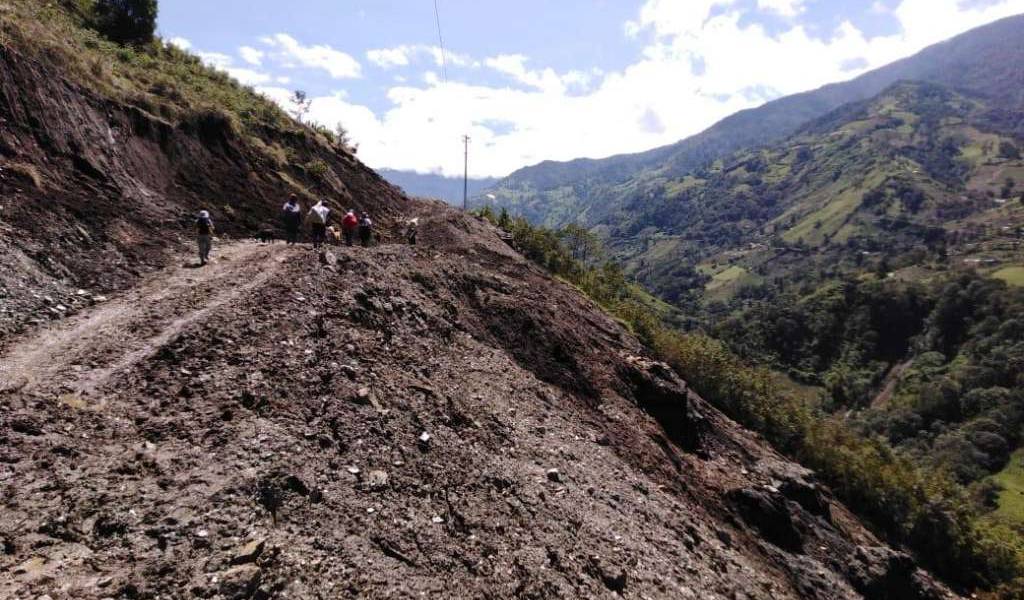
(90, 0, 158, 46)
(475, 208, 1024, 595)
(989, 449, 1024, 524)
(994, 266, 1024, 287)
(0, 0, 362, 151)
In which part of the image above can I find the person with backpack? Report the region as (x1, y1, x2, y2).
(341, 209, 359, 246)
(281, 194, 302, 245)
(306, 200, 331, 249)
(195, 210, 215, 266)
(358, 212, 374, 247)
(405, 217, 419, 246)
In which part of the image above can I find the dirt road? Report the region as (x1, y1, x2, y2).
(0, 242, 297, 396)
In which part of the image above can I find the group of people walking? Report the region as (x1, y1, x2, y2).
(281, 194, 374, 249)
(192, 194, 418, 266)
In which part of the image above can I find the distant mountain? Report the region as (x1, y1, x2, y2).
(480, 13, 1024, 227)
(614, 80, 1024, 304)
(378, 169, 500, 205)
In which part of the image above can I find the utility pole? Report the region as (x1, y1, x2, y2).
(462, 134, 470, 211)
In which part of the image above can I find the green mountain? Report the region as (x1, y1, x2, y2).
(480, 13, 1024, 228)
(377, 168, 499, 206)
(615, 81, 1024, 305)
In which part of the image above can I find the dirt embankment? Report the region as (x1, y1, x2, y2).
(0, 42, 409, 344)
(0, 210, 957, 599)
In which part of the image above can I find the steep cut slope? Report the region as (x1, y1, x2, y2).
(480, 13, 1024, 228)
(0, 3, 408, 343)
(0, 211, 957, 599)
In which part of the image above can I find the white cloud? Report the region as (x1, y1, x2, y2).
(195, 51, 271, 86)
(258, 0, 1024, 177)
(196, 51, 233, 70)
(167, 36, 192, 50)
(239, 45, 264, 66)
(757, 0, 806, 17)
(366, 44, 474, 69)
(261, 33, 361, 79)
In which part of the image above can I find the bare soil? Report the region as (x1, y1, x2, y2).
(0, 213, 958, 599)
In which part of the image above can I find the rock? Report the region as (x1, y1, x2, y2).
(346, 465, 361, 475)
(545, 468, 561, 483)
(367, 470, 389, 490)
(727, 487, 803, 552)
(230, 538, 266, 565)
(319, 251, 337, 266)
(219, 565, 261, 600)
(353, 387, 371, 405)
(418, 432, 431, 447)
(779, 477, 831, 521)
(847, 545, 923, 600)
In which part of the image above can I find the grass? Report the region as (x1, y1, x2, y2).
(4, 162, 43, 189)
(993, 266, 1024, 287)
(986, 448, 1024, 526)
(0, 1, 301, 138)
(783, 184, 863, 246)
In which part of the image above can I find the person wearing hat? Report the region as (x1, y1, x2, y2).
(195, 210, 215, 266)
(281, 194, 302, 245)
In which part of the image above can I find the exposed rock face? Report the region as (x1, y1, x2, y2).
(0, 31, 959, 600)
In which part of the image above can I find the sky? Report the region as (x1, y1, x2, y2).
(160, 0, 1024, 178)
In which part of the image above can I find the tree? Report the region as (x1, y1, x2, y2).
(558, 223, 602, 264)
(333, 123, 351, 147)
(999, 141, 1021, 160)
(290, 90, 312, 124)
(91, 0, 158, 46)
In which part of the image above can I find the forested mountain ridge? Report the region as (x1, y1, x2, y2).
(615, 80, 1024, 305)
(478, 13, 1024, 229)
(377, 168, 499, 206)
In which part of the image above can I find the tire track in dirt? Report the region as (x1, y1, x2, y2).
(0, 242, 299, 396)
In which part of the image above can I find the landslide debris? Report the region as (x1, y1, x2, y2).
(0, 212, 958, 599)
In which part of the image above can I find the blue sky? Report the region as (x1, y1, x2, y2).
(160, 0, 1024, 177)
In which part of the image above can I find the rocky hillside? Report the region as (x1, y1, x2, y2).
(0, 2, 964, 599)
(480, 13, 1024, 229)
(0, 0, 408, 343)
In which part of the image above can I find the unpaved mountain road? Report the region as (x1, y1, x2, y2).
(0, 242, 300, 397)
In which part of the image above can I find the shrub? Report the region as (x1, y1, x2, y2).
(90, 0, 158, 46)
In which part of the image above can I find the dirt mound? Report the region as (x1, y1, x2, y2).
(1, 207, 957, 599)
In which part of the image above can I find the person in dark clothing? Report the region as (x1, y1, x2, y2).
(281, 194, 302, 245)
(341, 209, 359, 246)
(195, 210, 214, 266)
(358, 212, 373, 247)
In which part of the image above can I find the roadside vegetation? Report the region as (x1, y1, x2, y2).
(476, 206, 1024, 597)
(0, 0, 354, 153)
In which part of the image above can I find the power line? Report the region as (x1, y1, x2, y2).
(432, 0, 448, 83)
